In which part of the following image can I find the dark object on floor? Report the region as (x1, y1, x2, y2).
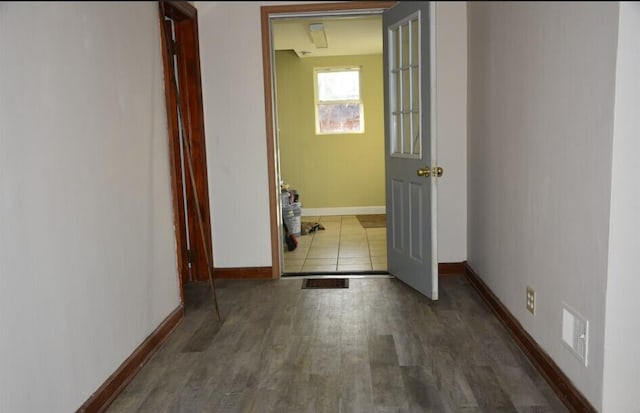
(356, 214, 386, 228)
(283, 220, 298, 251)
(300, 221, 325, 235)
(301, 278, 349, 289)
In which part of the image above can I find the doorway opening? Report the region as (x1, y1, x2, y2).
(261, 2, 397, 279)
(159, 1, 214, 304)
(273, 16, 387, 276)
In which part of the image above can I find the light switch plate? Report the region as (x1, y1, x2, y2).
(562, 304, 589, 366)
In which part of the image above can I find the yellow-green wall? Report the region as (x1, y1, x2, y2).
(275, 51, 385, 209)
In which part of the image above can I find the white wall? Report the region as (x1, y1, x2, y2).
(196, 1, 468, 267)
(467, 2, 619, 408)
(602, 3, 640, 411)
(435, 2, 467, 263)
(0, 3, 180, 412)
(197, 1, 273, 267)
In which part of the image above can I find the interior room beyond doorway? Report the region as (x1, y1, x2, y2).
(282, 215, 387, 274)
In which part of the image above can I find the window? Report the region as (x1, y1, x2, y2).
(389, 12, 421, 158)
(314, 67, 364, 134)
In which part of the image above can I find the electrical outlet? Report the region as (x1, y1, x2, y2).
(526, 287, 536, 315)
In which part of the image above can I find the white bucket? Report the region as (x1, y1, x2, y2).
(283, 202, 301, 236)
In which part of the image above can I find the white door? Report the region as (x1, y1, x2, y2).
(384, 2, 438, 299)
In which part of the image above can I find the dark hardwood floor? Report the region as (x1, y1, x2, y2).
(106, 275, 568, 413)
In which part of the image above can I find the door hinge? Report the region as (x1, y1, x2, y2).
(186, 249, 194, 264)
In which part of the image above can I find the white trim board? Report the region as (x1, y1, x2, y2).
(301, 206, 386, 216)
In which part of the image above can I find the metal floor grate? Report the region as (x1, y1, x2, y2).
(301, 278, 349, 289)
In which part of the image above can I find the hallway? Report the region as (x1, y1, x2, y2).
(106, 276, 567, 412)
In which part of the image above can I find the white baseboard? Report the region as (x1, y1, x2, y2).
(301, 206, 386, 217)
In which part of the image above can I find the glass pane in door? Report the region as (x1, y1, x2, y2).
(388, 13, 421, 158)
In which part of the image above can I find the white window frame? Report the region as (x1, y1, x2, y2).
(313, 66, 365, 135)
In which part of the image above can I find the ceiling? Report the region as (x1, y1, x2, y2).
(272, 15, 382, 58)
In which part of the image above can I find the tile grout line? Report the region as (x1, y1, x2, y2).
(301, 218, 316, 271)
(336, 215, 343, 271)
(366, 228, 374, 270)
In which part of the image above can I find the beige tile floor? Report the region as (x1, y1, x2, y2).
(283, 215, 387, 273)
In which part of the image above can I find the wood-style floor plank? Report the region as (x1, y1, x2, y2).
(106, 276, 568, 413)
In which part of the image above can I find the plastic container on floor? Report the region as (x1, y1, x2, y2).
(281, 191, 290, 209)
(283, 202, 302, 237)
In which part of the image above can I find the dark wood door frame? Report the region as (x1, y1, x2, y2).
(159, 1, 213, 300)
(260, 2, 397, 278)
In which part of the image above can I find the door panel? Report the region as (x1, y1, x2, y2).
(384, 2, 437, 299)
(391, 179, 404, 250)
(409, 182, 423, 261)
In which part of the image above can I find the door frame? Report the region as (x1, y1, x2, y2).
(159, 1, 213, 301)
(260, 1, 398, 279)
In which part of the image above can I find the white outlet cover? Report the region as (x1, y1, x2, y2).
(526, 287, 535, 314)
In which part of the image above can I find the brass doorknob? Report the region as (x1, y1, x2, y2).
(432, 166, 443, 177)
(417, 167, 430, 177)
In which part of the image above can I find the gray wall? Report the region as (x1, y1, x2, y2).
(467, 2, 619, 408)
(602, 3, 640, 411)
(0, 3, 180, 411)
